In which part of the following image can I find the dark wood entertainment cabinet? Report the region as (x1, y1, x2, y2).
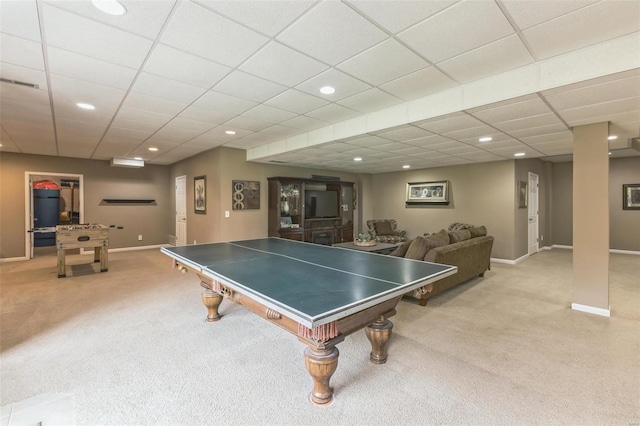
(268, 177, 355, 245)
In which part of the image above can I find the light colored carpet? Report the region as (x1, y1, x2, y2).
(1, 248, 638, 425)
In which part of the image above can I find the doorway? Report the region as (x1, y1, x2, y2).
(528, 172, 539, 256)
(175, 176, 187, 246)
(24, 171, 84, 259)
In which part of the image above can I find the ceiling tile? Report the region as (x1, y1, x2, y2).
(493, 113, 566, 133)
(337, 39, 429, 86)
(178, 105, 235, 125)
(277, 1, 388, 65)
(49, 74, 126, 109)
(500, 0, 598, 31)
(103, 127, 155, 144)
(194, 0, 315, 37)
(468, 96, 549, 123)
(44, 0, 176, 39)
(437, 35, 534, 84)
(239, 42, 328, 86)
(559, 97, 640, 125)
(0, 73, 49, 100)
(264, 89, 329, 114)
(379, 66, 457, 101)
(167, 117, 217, 132)
(336, 88, 403, 114)
(47, 47, 138, 90)
(544, 74, 640, 111)
(223, 115, 272, 132)
(121, 92, 188, 116)
(213, 71, 287, 103)
(241, 105, 297, 124)
(113, 107, 173, 130)
(194, 90, 257, 115)
(397, 1, 514, 63)
(442, 125, 500, 140)
(42, 4, 153, 68)
(160, 1, 268, 67)
(143, 44, 232, 89)
(415, 113, 484, 134)
(0, 0, 41, 41)
(131, 72, 208, 104)
(0, 33, 44, 70)
(522, 1, 640, 60)
(279, 115, 328, 131)
(305, 103, 362, 123)
(296, 68, 371, 101)
(509, 123, 569, 139)
(373, 125, 432, 142)
(346, 0, 456, 34)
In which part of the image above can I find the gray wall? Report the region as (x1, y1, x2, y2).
(169, 147, 365, 244)
(551, 156, 640, 251)
(0, 152, 171, 258)
(370, 160, 516, 260)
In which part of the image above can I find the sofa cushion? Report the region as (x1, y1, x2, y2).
(448, 229, 471, 243)
(390, 240, 412, 257)
(469, 226, 487, 238)
(374, 221, 394, 236)
(404, 230, 449, 260)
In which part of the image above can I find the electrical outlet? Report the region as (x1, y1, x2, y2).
(138, 235, 142, 241)
(193, 240, 196, 245)
(225, 211, 230, 218)
(541, 235, 544, 241)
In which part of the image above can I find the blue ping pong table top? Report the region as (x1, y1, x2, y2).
(162, 238, 456, 328)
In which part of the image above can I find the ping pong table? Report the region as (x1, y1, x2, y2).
(161, 238, 456, 405)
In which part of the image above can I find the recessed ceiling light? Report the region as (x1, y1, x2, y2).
(134, 157, 143, 160)
(91, 0, 127, 15)
(148, 147, 158, 152)
(478, 136, 492, 142)
(320, 86, 336, 95)
(608, 135, 618, 140)
(402, 165, 410, 169)
(514, 152, 526, 157)
(225, 130, 236, 135)
(76, 102, 95, 110)
(353, 157, 362, 162)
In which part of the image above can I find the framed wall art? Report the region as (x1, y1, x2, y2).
(518, 181, 528, 209)
(194, 175, 206, 214)
(406, 181, 449, 205)
(232, 180, 260, 210)
(623, 183, 640, 210)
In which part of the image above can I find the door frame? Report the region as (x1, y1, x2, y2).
(25, 171, 84, 259)
(527, 172, 539, 256)
(175, 175, 187, 246)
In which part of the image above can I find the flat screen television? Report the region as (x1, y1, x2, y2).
(305, 190, 339, 219)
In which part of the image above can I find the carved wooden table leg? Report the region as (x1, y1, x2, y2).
(201, 287, 223, 322)
(365, 317, 393, 364)
(304, 346, 339, 405)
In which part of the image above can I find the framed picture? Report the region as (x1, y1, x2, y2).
(623, 183, 640, 210)
(518, 181, 528, 209)
(280, 216, 292, 228)
(232, 180, 260, 210)
(406, 181, 449, 205)
(194, 175, 206, 214)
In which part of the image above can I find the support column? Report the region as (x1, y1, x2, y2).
(572, 122, 610, 316)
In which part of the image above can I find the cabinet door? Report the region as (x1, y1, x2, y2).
(341, 184, 353, 226)
(280, 182, 302, 227)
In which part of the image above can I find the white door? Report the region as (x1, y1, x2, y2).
(528, 172, 539, 256)
(175, 176, 187, 246)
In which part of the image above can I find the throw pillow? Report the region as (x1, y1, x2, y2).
(405, 237, 430, 260)
(448, 229, 471, 243)
(426, 229, 451, 249)
(374, 221, 393, 236)
(469, 226, 487, 238)
(390, 240, 412, 257)
(448, 222, 474, 231)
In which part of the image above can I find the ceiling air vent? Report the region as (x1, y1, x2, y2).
(0, 78, 39, 89)
(269, 160, 288, 163)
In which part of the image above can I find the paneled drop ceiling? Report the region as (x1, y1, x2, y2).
(1, 0, 639, 173)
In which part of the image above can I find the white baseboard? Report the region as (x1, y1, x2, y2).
(551, 245, 640, 255)
(551, 244, 573, 250)
(491, 253, 530, 265)
(610, 249, 640, 256)
(571, 303, 611, 317)
(0, 256, 28, 263)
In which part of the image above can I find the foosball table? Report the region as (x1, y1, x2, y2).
(56, 224, 109, 278)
